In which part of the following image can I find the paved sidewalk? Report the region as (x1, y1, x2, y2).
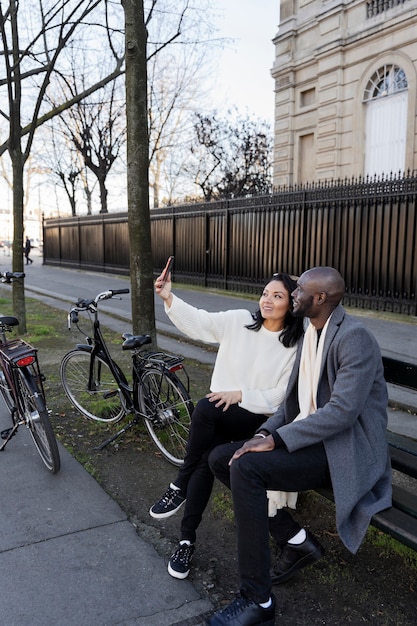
(0, 252, 416, 625)
(0, 401, 212, 626)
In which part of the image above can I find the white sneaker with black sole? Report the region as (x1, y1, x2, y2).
(167, 541, 195, 579)
(149, 483, 186, 519)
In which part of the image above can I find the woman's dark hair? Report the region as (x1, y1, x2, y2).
(245, 273, 304, 348)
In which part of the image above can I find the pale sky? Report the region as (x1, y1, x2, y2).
(210, 0, 279, 126)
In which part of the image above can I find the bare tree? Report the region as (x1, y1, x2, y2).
(43, 47, 127, 216)
(186, 110, 273, 201)
(40, 120, 97, 217)
(42, 121, 82, 216)
(0, 0, 124, 331)
(61, 82, 126, 214)
(50, 0, 217, 212)
(146, 0, 217, 207)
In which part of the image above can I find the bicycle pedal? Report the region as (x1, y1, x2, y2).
(1, 428, 14, 440)
(103, 390, 118, 399)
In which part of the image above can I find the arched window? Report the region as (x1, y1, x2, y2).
(363, 64, 408, 177)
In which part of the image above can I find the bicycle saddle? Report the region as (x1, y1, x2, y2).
(0, 316, 19, 327)
(121, 333, 152, 350)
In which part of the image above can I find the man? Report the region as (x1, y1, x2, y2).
(24, 236, 33, 265)
(207, 267, 392, 626)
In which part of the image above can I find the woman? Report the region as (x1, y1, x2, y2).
(150, 272, 304, 580)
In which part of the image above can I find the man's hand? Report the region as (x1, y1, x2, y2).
(206, 390, 242, 411)
(229, 434, 275, 465)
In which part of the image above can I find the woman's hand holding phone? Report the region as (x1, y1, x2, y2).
(160, 256, 174, 286)
(155, 256, 174, 305)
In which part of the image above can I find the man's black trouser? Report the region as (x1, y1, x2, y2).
(208, 440, 330, 603)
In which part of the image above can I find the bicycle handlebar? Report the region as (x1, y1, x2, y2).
(0, 271, 25, 284)
(76, 288, 129, 307)
(68, 288, 130, 328)
(103, 288, 130, 297)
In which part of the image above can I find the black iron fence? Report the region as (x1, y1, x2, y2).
(43, 173, 417, 315)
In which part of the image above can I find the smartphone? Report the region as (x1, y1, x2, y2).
(160, 256, 175, 286)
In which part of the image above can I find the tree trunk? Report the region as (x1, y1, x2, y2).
(124, 0, 155, 340)
(8, 0, 27, 333)
(98, 177, 108, 214)
(11, 153, 27, 334)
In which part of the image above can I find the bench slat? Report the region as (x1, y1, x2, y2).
(387, 432, 417, 479)
(383, 357, 417, 391)
(371, 506, 417, 552)
(392, 484, 417, 519)
(387, 431, 417, 456)
(317, 486, 417, 519)
(389, 447, 417, 479)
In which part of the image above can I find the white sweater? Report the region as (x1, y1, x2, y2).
(165, 294, 297, 415)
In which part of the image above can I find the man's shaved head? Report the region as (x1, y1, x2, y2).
(301, 267, 345, 306)
(291, 267, 346, 327)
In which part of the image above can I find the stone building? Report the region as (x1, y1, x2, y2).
(272, 0, 417, 186)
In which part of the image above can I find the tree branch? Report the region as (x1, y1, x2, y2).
(0, 60, 125, 158)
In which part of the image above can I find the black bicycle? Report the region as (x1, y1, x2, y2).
(59, 288, 194, 466)
(0, 271, 61, 473)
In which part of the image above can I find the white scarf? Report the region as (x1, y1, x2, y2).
(267, 317, 331, 515)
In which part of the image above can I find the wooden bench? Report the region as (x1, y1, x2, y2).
(319, 356, 417, 552)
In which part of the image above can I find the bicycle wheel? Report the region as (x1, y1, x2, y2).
(17, 369, 60, 473)
(0, 367, 15, 414)
(60, 349, 125, 423)
(138, 366, 193, 466)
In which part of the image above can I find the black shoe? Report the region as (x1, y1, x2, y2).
(167, 542, 195, 579)
(271, 530, 324, 584)
(149, 483, 186, 519)
(207, 593, 275, 626)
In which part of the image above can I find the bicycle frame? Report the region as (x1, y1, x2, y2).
(87, 326, 190, 450)
(76, 314, 134, 410)
(93, 348, 191, 452)
(0, 343, 19, 421)
(70, 296, 189, 416)
(62, 288, 193, 462)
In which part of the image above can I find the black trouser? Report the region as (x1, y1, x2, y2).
(173, 397, 266, 543)
(208, 440, 330, 603)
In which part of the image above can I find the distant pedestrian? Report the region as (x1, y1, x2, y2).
(24, 237, 33, 265)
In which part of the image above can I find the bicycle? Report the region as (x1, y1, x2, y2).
(59, 288, 194, 466)
(0, 271, 61, 473)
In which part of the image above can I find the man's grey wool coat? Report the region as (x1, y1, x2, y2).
(262, 304, 392, 554)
